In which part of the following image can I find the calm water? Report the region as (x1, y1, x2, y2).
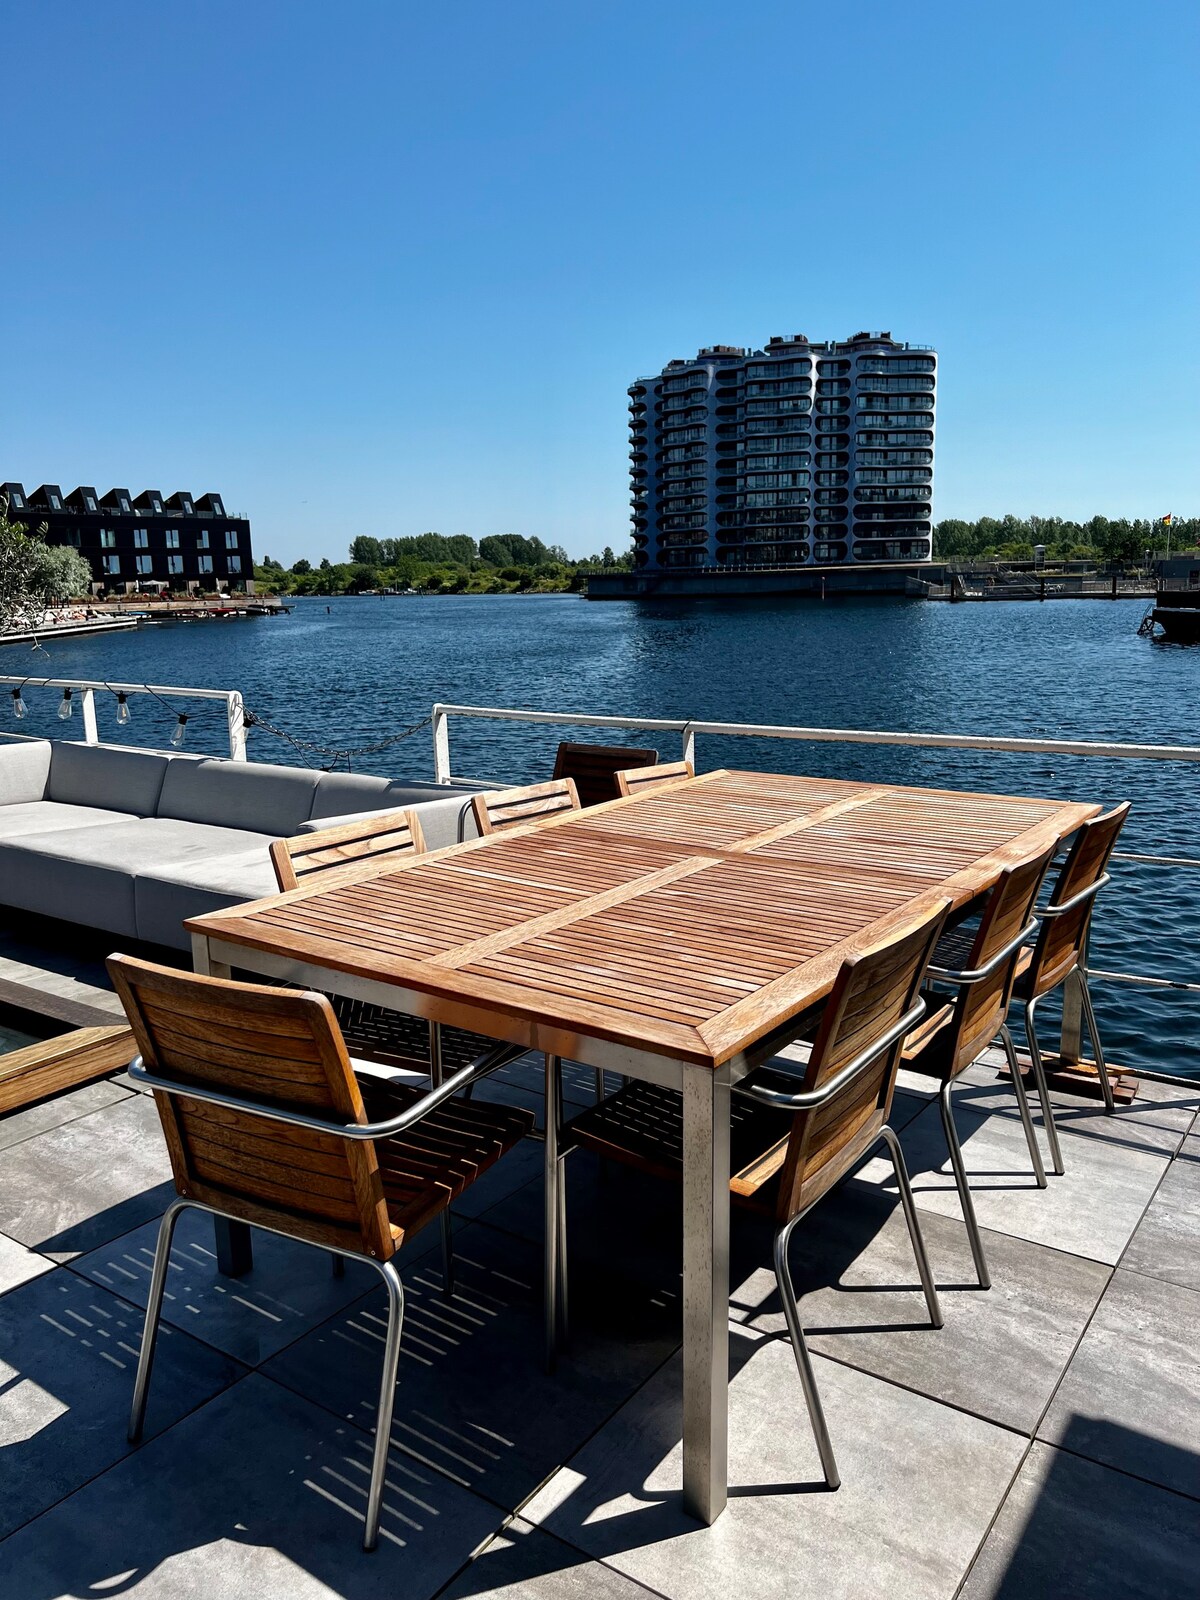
(8, 593, 1198, 1077)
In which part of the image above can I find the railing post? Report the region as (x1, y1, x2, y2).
(81, 687, 99, 745)
(432, 705, 451, 784)
(682, 722, 696, 770)
(226, 692, 247, 761)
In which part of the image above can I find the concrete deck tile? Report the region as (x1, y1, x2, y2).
(69, 1205, 386, 1366)
(1121, 1132, 1200, 1291)
(955, 1060, 1198, 1157)
(959, 1441, 1199, 1599)
(0, 1078, 131, 1153)
(0, 1267, 242, 1540)
(523, 1325, 1026, 1600)
(729, 1180, 1110, 1434)
(0, 1092, 173, 1260)
(0, 1372, 505, 1599)
(264, 1220, 681, 1513)
(0, 1229, 55, 1295)
(1038, 1267, 1200, 1499)
(857, 1097, 1169, 1264)
(440, 1518, 659, 1600)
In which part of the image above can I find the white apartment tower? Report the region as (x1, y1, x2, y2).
(628, 331, 936, 570)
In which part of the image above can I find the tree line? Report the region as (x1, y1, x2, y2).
(256, 533, 632, 595)
(932, 514, 1197, 564)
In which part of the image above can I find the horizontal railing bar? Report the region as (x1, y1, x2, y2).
(1111, 852, 1200, 868)
(1088, 968, 1200, 994)
(433, 703, 689, 733)
(683, 718, 1200, 763)
(0, 675, 236, 702)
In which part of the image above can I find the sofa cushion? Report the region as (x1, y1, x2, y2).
(132, 835, 281, 951)
(0, 823, 140, 938)
(0, 800, 133, 839)
(297, 792, 481, 852)
(308, 772, 393, 820)
(0, 739, 52, 805)
(47, 741, 170, 816)
(157, 756, 319, 835)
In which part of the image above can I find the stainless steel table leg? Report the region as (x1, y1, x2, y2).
(681, 1063, 731, 1524)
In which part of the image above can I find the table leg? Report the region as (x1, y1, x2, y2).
(191, 936, 252, 1274)
(681, 1063, 730, 1524)
(1059, 967, 1085, 1066)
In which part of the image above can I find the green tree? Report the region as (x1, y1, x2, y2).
(478, 535, 514, 568)
(291, 557, 312, 575)
(33, 543, 93, 602)
(349, 535, 385, 564)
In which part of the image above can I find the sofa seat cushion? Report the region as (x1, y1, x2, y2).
(157, 756, 320, 835)
(0, 800, 134, 839)
(129, 823, 282, 951)
(0, 820, 146, 939)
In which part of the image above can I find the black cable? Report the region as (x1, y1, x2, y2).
(241, 709, 433, 772)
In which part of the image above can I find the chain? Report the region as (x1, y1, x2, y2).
(241, 709, 433, 771)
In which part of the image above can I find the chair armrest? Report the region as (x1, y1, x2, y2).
(926, 919, 1039, 985)
(733, 999, 926, 1110)
(127, 1038, 526, 1141)
(1038, 874, 1109, 918)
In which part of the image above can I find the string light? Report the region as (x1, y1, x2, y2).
(169, 713, 189, 748)
(115, 691, 131, 727)
(57, 688, 73, 721)
(10, 687, 27, 720)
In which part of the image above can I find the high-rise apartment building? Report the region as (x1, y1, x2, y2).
(628, 331, 935, 571)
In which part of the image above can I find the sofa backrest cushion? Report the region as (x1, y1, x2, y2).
(157, 755, 320, 835)
(308, 772, 394, 821)
(47, 741, 170, 816)
(0, 738, 53, 806)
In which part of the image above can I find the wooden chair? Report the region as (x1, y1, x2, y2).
(269, 808, 427, 891)
(1011, 803, 1130, 1138)
(548, 899, 951, 1488)
(552, 742, 658, 808)
(615, 758, 694, 798)
(901, 843, 1056, 1288)
(108, 954, 533, 1552)
(471, 777, 581, 836)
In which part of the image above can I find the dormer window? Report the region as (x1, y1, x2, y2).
(118, 497, 130, 512)
(151, 497, 162, 513)
(84, 495, 96, 511)
(182, 498, 192, 514)
(9, 492, 23, 508)
(48, 494, 61, 510)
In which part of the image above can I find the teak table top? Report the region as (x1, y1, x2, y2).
(188, 769, 1099, 1070)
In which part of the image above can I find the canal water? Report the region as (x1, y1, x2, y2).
(7, 593, 1197, 1078)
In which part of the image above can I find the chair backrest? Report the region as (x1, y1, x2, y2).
(615, 759, 695, 799)
(949, 843, 1056, 1072)
(552, 742, 658, 807)
(772, 900, 949, 1221)
(1026, 802, 1130, 999)
(471, 777, 581, 836)
(107, 955, 394, 1260)
(269, 809, 426, 892)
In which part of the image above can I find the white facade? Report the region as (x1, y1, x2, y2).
(629, 332, 936, 571)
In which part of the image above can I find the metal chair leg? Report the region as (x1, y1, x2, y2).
(1079, 972, 1116, 1113)
(1017, 1008, 1064, 1176)
(938, 1079, 991, 1289)
(331, 1252, 346, 1278)
(594, 1067, 605, 1102)
(128, 1197, 189, 1443)
(363, 1258, 405, 1553)
(556, 1153, 569, 1349)
(773, 1215, 840, 1489)
(879, 1126, 942, 1329)
(1000, 1025, 1050, 1185)
(544, 1053, 561, 1374)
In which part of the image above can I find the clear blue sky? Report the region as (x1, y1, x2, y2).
(3, 1, 1196, 564)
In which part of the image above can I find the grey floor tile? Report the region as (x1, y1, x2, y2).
(524, 1325, 1026, 1600)
(0, 1077, 131, 1153)
(69, 1205, 384, 1366)
(959, 1441, 1199, 1599)
(0, 1372, 506, 1599)
(441, 1518, 657, 1600)
(954, 1060, 1198, 1157)
(1121, 1133, 1200, 1290)
(265, 1219, 681, 1513)
(1038, 1267, 1200, 1499)
(857, 1098, 1169, 1264)
(0, 1092, 174, 1260)
(0, 1267, 242, 1540)
(729, 1180, 1110, 1434)
(0, 1229, 55, 1295)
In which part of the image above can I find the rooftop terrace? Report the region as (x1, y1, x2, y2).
(0, 956, 1195, 1598)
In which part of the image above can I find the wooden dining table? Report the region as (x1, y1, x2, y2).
(186, 768, 1099, 1524)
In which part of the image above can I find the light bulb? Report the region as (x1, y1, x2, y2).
(11, 688, 26, 720)
(57, 689, 73, 720)
(170, 714, 188, 748)
(115, 692, 131, 726)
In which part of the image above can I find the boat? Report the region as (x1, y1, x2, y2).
(1142, 582, 1200, 641)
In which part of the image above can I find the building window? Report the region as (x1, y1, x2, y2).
(180, 497, 193, 514)
(133, 528, 149, 548)
(227, 555, 242, 574)
(100, 528, 116, 549)
(136, 555, 153, 575)
(165, 529, 180, 549)
(167, 554, 184, 576)
(150, 497, 162, 512)
(103, 554, 121, 575)
(48, 493, 62, 510)
(84, 495, 96, 511)
(118, 496, 130, 512)
(198, 555, 213, 574)
(64, 528, 81, 547)
(8, 491, 23, 509)
(196, 530, 209, 550)
(224, 529, 239, 550)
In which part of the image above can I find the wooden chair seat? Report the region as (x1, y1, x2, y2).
(333, 997, 499, 1076)
(360, 1081, 533, 1244)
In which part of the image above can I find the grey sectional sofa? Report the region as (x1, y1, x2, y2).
(0, 737, 490, 951)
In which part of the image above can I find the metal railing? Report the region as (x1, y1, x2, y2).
(0, 676, 247, 759)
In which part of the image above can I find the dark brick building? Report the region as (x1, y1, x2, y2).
(0, 482, 254, 595)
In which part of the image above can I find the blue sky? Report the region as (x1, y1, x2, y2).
(3, 1, 1197, 563)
